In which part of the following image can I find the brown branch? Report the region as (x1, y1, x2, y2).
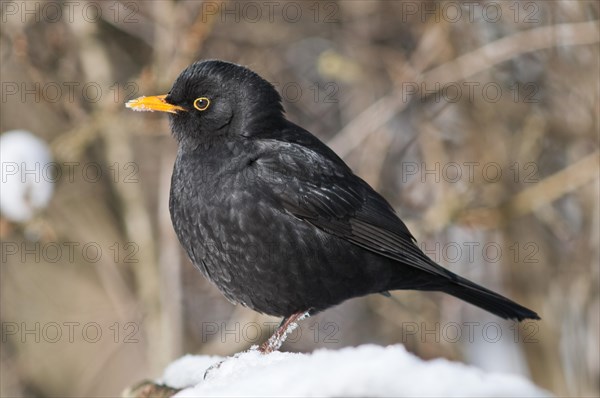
(459, 151, 600, 229)
(329, 20, 600, 158)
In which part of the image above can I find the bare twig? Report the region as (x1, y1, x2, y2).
(459, 151, 600, 229)
(329, 21, 600, 158)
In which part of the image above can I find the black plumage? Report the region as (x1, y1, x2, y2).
(127, 60, 539, 351)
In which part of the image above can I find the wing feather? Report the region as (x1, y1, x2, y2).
(254, 136, 451, 279)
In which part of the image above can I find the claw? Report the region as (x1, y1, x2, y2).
(203, 348, 258, 380)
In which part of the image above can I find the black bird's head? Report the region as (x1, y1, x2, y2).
(126, 60, 285, 143)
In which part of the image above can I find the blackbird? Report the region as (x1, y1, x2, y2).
(126, 60, 539, 352)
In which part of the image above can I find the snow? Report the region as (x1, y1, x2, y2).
(160, 344, 550, 397)
(0, 130, 54, 222)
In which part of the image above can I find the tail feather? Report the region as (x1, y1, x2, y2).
(440, 276, 540, 321)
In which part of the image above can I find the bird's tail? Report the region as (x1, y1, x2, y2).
(439, 275, 540, 321)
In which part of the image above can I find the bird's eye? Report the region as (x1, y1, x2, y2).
(193, 97, 210, 111)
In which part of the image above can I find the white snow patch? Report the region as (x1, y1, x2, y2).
(160, 344, 550, 397)
(0, 130, 54, 222)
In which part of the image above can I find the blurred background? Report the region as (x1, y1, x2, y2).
(1, 1, 598, 396)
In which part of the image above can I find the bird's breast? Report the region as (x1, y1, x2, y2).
(169, 146, 289, 289)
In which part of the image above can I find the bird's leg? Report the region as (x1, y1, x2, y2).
(204, 311, 311, 380)
(259, 310, 311, 354)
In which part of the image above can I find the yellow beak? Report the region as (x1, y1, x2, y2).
(125, 95, 186, 114)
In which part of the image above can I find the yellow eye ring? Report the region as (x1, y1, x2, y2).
(193, 97, 210, 111)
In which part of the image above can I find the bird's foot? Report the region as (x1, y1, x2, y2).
(259, 310, 311, 354)
(203, 347, 259, 380)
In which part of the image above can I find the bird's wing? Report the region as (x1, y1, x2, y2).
(254, 137, 451, 279)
